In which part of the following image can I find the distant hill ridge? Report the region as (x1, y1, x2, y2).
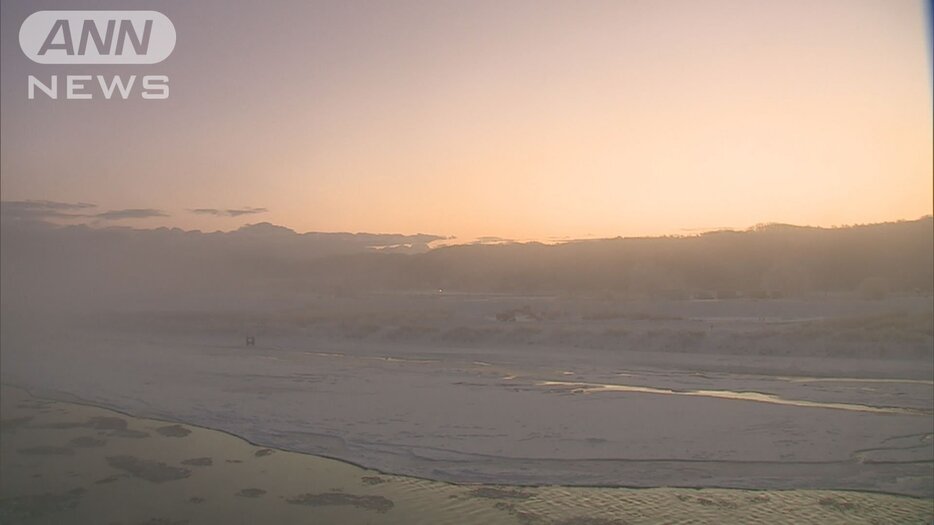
(1, 216, 931, 310)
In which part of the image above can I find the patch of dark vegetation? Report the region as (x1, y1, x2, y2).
(18, 446, 74, 456)
(254, 448, 274, 457)
(236, 488, 267, 498)
(818, 496, 856, 512)
(0, 487, 85, 521)
(286, 492, 395, 513)
(39, 416, 149, 439)
(94, 475, 122, 484)
(106, 455, 191, 483)
(69, 436, 106, 448)
(0, 416, 33, 432)
(155, 425, 191, 438)
(800, 313, 934, 346)
(17, 402, 52, 410)
(40, 421, 86, 429)
(469, 487, 534, 500)
(181, 457, 213, 466)
(361, 476, 388, 485)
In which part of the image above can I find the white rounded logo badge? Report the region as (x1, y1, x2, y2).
(20, 11, 175, 64)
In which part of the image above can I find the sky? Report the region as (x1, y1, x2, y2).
(1, 0, 931, 241)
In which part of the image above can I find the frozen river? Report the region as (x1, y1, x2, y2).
(3, 324, 931, 498)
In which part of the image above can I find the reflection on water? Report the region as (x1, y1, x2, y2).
(1, 386, 931, 524)
(779, 376, 934, 386)
(540, 380, 928, 415)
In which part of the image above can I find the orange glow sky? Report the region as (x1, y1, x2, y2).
(1, 0, 931, 240)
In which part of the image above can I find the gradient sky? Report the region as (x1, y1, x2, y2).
(1, 0, 931, 240)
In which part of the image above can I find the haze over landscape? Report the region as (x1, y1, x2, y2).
(2, 211, 933, 311)
(1, 0, 932, 523)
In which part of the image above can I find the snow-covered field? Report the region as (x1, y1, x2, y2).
(2, 295, 932, 497)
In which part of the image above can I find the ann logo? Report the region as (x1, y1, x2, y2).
(20, 11, 175, 100)
(39, 18, 154, 57)
(20, 11, 175, 64)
